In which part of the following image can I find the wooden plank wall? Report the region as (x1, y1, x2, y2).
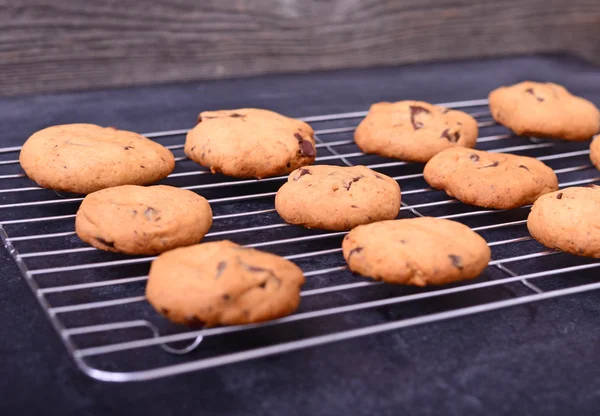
(1, 0, 600, 96)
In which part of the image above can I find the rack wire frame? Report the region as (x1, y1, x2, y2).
(1, 98, 599, 382)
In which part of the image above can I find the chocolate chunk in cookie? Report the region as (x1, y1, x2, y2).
(527, 185, 600, 258)
(342, 218, 491, 286)
(354, 101, 479, 163)
(185, 108, 316, 179)
(275, 165, 401, 231)
(76, 185, 212, 255)
(423, 147, 558, 209)
(489, 81, 600, 141)
(19, 124, 175, 194)
(146, 241, 305, 326)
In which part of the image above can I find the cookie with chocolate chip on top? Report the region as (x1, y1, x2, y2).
(423, 147, 558, 209)
(19, 124, 175, 194)
(76, 185, 212, 255)
(342, 218, 491, 286)
(489, 81, 600, 141)
(354, 101, 479, 163)
(275, 165, 401, 231)
(184, 108, 316, 179)
(527, 185, 600, 258)
(146, 240, 305, 327)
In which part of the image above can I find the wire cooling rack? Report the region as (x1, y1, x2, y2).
(1, 98, 599, 382)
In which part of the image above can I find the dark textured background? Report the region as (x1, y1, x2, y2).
(1, 54, 600, 415)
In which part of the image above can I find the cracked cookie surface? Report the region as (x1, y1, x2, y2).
(20, 124, 175, 194)
(184, 108, 316, 179)
(342, 218, 490, 286)
(146, 240, 305, 326)
(489, 81, 600, 141)
(76, 185, 212, 255)
(354, 101, 479, 163)
(424, 147, 558, 209)
(275, 165, 401, 231)
(527, 185, 600, 258)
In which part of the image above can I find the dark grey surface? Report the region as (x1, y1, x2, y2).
(1, 54, 600, 415)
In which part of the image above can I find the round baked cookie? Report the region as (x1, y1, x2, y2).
(354, 101, 479, 163)
(527, 185, 600, 258)
(146, 240, 305, 327)
(275, 165, 401, 231)
(185, 108, 316, 179)
(20, 124, 175, 194)
(489, 81, 600, 141)
(591, 136, 600, 171)
(342, 218, 491, 286)
(423, 147, 558, 209)
(76, 185, 212, 255)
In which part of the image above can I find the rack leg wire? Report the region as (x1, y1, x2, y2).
(0, 98, 599, 382)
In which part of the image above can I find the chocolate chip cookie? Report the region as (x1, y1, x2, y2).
(423, 147, 558, 209)
(343, 218, 491, 286)
(185, 108, 316, 179)
(591, 136, 600, 171)
(489, 81, 600, 141)
(275, 165, 401, 231)
(76, 185, 212, 255)
(146, 240, 305, 326)
(354, 101, 479, 163)
(527, 185, 600, 258)
(20, 124, 175, 194)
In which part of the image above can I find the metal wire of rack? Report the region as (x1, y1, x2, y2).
(1, 98, 599, 382)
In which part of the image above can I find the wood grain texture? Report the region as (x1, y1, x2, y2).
(1, 0, 600, 96)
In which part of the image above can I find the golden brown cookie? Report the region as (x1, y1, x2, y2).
(19, 124, 175, 194)
(489, 81, 600, 141)
(146, 241, 305, 326)
(76, 185, 212, 255)
(591, 136, 600, 171)
(275, 165, 401, 231)
(527, 185, 600, 258)
(354, 101, 479, 163)
(423, 147, 558, 209)
(185, 108, 316, 179)
(342, 218, 490, 286)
